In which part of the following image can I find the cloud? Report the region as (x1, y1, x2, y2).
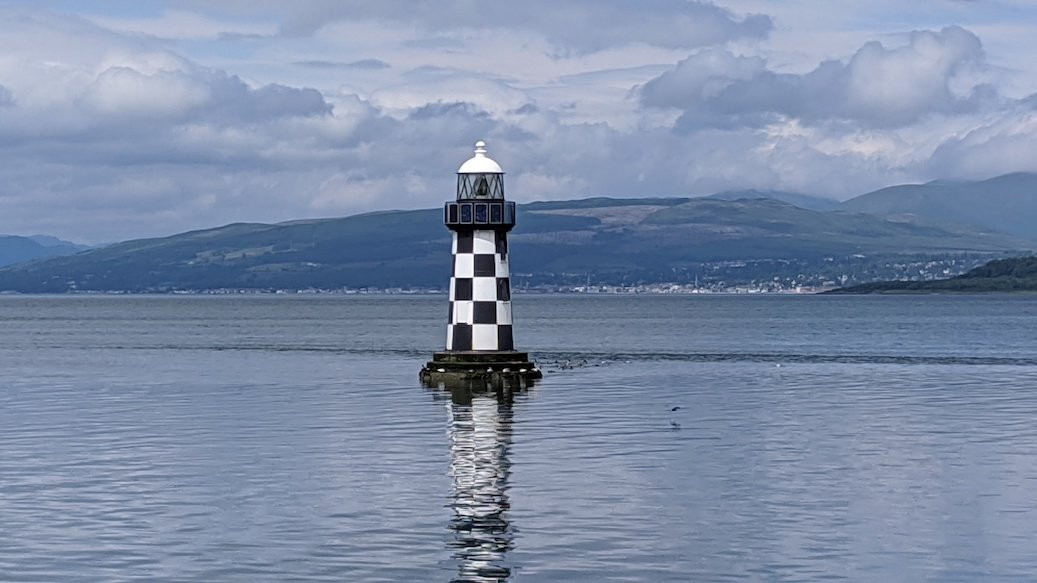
(202, 0, 772, 53)
(89, 9, 275, 40)
(0, 11, 339, 240)
(927, 105, 1037, 178)
(78, 67, 211, 118)
(75, 60, 330, 124)
(370, 70, 534, 117)
(294, 59, 391, 71)
(0, 7, 543, 242)
(643, 26, 996, 129)
(639, 48, 767, 115)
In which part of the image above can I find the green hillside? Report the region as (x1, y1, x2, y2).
(841, 173, 1037, 240)
(0, 196, 1028, 292)
(0, 235, 86, 267)
(707, 189, 840, 211)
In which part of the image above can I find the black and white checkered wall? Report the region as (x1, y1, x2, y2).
(446, 230, 514, 351)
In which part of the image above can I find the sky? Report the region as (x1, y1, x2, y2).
(1, 0, 1036, 243)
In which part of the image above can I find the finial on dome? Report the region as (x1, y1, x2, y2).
(457, 139, 503, 174)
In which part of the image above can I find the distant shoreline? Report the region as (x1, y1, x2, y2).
(0, 288, 832, 296)
(825, 289, 1037, 295)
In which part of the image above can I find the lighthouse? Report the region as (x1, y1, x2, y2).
(420, 141, 541, 386)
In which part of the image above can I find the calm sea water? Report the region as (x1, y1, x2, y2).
(2, 294, 1037, 582)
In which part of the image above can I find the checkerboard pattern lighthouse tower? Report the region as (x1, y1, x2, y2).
(421, 141, 541, 386)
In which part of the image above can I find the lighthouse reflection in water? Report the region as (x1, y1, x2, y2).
(438, 382, 527, 582)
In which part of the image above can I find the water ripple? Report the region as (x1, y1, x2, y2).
(3, 295, 1037, 581)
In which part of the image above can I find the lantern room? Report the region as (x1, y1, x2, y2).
(445, 141, 516, 230)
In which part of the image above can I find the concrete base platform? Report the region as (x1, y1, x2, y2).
(420, 350, 542, 387)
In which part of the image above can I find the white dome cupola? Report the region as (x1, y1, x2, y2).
(457, 140, 503, 174)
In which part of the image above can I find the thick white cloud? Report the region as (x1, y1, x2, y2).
(927, 106, 1037, 179)
(79, 67, 212, 117)
(642, 26, 995, 129)
(0, 11, 338, 240)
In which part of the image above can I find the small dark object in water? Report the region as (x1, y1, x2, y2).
(670, 406, 681, 411)
(669, 421, 681, 430)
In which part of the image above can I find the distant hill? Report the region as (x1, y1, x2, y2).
(27, 235, 90, 252)
(0, 197, 1028, 292)
(829, 256, 1037, 293)
(841, 173, 1037, 241)
(522, 196, 690, 210)
(706, 189, 840, 212)
(0, 234, 86, 267)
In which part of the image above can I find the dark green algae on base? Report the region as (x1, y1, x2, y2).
(420, 351, 543, 387)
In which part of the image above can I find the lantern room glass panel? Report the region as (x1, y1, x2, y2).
(457, 174, 505, 200)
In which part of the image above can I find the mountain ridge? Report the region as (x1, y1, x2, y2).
(840, 172, 1037, 240)
(706, 189, 840, 212)
(0, 234, 88, 268)
(0, 195, 1028, 292)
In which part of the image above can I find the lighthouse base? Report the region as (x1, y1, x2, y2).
(420, 351, 542, 387)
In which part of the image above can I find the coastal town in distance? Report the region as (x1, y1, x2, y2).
(109, 254, 990, 296)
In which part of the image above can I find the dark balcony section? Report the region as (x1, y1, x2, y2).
(444, 201, 516, 230)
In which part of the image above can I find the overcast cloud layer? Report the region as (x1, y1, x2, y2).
(1, 0, 1036, 242)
